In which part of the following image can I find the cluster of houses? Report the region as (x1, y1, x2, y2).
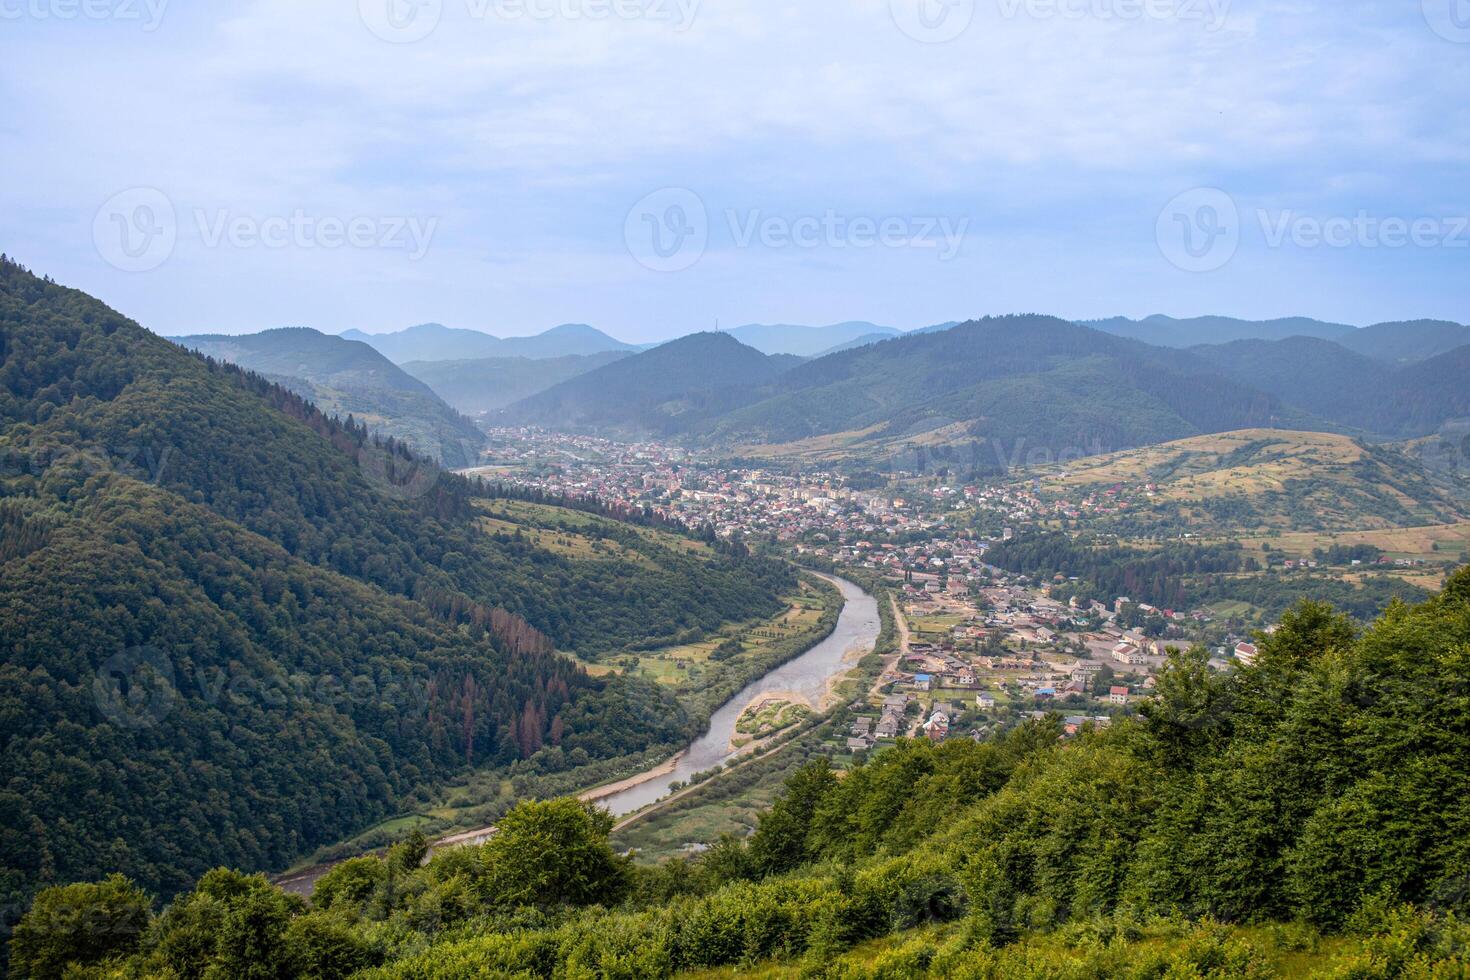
(483, 428, 953, 546)
(481, 430, 1282, 759)
(835, 562, 1254, 750)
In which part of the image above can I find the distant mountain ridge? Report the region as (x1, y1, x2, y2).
(725, 321, 901, 356)
(1084, 314, 1358, 348)
(1336, 319, 1470, 363)
(502, 332, 799, 436)
(172, 327, 486, 466)
(340, 323, 503, 361)
(706, 316, 1317, 462)
(503, 317, 1324, 470)
(342, 322, 637, 363)
(1082, 314, 1470, 364)
(403, 350, 633, 415)
(183, 312, 1470, 471)
(1189, 336, 1470, 439)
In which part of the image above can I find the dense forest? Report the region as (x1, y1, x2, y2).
(1191, 335, 1470, 439)
(984, 532, 1259, 610)
(14, 568, 1470, 977)
(0, 259, 793, 926)
(984, 531, 1430, 620)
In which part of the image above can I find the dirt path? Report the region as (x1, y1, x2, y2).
(867, 594, 910, 700)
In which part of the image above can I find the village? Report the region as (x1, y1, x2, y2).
(469, 428, 1269, 751)
(835, 572, 1257, 756)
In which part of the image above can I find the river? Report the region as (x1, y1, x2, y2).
(593, 572, 881, 817)
(276, 573, 879, 893)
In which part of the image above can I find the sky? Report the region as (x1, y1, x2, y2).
(1, 0, 1468, 342)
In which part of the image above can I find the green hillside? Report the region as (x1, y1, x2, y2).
(1338, 319, 1470, 364)
(173, 328, 486, 467)
(17, 569, 1470, 978)
(1024, 428, 1470, 535)
(1190, 337, 1470, 440)
(716, 317, 1318, 469)
(0, 259, 794, 917)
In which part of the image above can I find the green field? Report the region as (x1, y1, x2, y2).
(606, 583, 831, 695)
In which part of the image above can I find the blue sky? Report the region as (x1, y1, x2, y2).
(2, 0, 1467, 341)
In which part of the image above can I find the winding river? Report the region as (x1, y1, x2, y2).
(276, 573, 880, 893)
(593, 572, 881, 817)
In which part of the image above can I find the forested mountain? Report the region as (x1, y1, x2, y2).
(503, 317, 1470, 472)
(402, 350, 631, 415)
(489, 323, 638, 359)
(1336, 318, 1470, 363)
(678, 317, 1314, 472)
(173, 328, 486, 466)
(343, 323, 636, 363)
(502, 332, 798, 436)
(1191, 336, 1470, 438)
(1187, 337, 1390, 432)
(0, 259, 793, 916)
(726, 321, 901, 356)
(1084, 314, 1356, 347)
(1395, 344, 1470, 431)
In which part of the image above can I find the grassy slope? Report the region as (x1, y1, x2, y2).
(1028, 428, 1470, 533)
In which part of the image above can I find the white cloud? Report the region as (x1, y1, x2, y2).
(1, 0, 1466, 336)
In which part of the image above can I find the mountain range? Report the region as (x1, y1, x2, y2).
(168, 314, 1470, 474)
(1084, 314, 1358, 348)
(502, 317, 1311, 464)
(341, 322, 638, 363)
(499, 316, 1470, 474)
(229, 313, 1469, 368)
(172, 328, 487, 467)
(335, 318, 959, 366)
(1085, 315, 1470, 363)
